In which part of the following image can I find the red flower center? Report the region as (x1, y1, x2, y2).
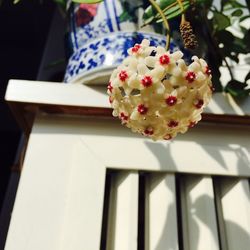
(166, 96, 177, 106)
(194, 99, 204, 109)
(210, 85, 215, 92)
(120, 112, 129, 121)
(188, 121, 196, 128)
(185, 71, 196, 83)
(144, 128, 154, 135)
(132, 44, 141, 53)
(137, 104, 148, 115)
(159, 54, 170, 65)
(109, 96, 113, 103)
(107, 82, 113, 93)
(168, 120, 179, 128)
(141, 76, 153, 87)
(205, 66, 211, 76)
(119, 70, 128, 82)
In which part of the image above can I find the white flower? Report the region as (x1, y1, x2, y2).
(108, 39, 213, 141)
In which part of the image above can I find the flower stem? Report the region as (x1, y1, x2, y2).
(223, 57, 234, 79)
(176, 0, 186, 24)
(148, 0, 170, 50)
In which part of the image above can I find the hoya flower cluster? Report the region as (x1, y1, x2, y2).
(107, 39, 213, 141)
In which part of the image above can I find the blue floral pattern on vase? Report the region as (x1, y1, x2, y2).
(69, 0, 136, 52)
(64, 32, 179, 83)
(65, 1, 183, 84)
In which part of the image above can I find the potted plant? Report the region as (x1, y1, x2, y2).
(5, 0, 250, 139)
(8, 0, 250, 98)
(63, 0, 250, 98)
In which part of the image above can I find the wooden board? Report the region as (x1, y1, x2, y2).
(5, 80, 250, 134)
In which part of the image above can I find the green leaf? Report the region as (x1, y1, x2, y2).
(144, 0, 190, 25)
(53, 0, 66, 8)
(224, 0, 247, 10)
(72, 0, 103, 3)
(245, 71, 250, 82)
(226, 88, 249, 97)
(163, 1, 190, 19)
(196, 0, 213, 7)
(233, 37, 247, 52)
(143, 0, 183, 21)
(119, 11, 130, 22)
(240, 15, 250, 22)
(142, 16, 155, 27)
(243, 29, 250, 51)
(213, 11, 231, 31)
(216, 30, 234, 43)
(245, 0, 250, 13)
(231, 9, 243, 16)
(119, 11, 134, 22)
(225, 79, 250, 98)
(227, 80, 248, 90)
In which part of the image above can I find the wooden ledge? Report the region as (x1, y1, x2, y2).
(5, 80, 250, 135)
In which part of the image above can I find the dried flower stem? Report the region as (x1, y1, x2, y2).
(148, 0, 170, 50)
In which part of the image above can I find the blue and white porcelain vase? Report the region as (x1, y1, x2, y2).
(64, 0, 178, 84)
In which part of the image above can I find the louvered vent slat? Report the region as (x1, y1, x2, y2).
(218, 178, 250, 250)
(145, 173, 178, 250)
(106, 171, 139, 250)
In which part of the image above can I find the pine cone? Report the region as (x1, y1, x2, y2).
(180, 21, 198, 50)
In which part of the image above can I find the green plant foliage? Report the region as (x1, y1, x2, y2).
(156, 1, 190, 22)
(119, 1, 140, 23)
(142, 0, 250, 98)
(213, 11, 230, 31)
(10, 0, 103, 6)
(143, 0, 190, 24)
(231, 9, 243, 16)
(53, 0, 67, 8)
(5, 0, 249, 98)
(223, 0, 247, 10)
(72, 0, 103, 3)
(225, 80, 250, 98)
(245, 72, 250, 82)
(208, 0, 250, 97)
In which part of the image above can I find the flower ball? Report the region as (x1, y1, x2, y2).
(107, 39, 213, 141)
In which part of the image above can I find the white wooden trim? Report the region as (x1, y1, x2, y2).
(5, 113, 250, 249)
(30, 114, 250, 177)
(106, 171, 138, 250)
(4, 79, 250, 250)
(180, 176, 220, 250)
(5, 126, 106, 250)
(59, 141, 106, 250)
(220, 179, 250, 250)
(5, 80, 109, 108)
(5, 135, 75, 250)
(145, 174, 178, 250)
(5, 79, 250, 116)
